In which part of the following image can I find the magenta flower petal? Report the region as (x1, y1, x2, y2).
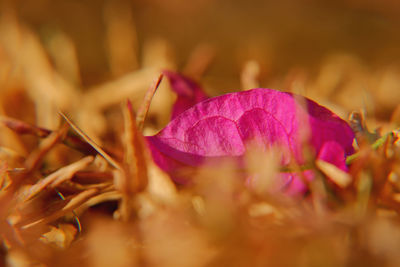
(278, 171, 314, 195)
(146, 88, 355, 192)
(163, 70, 209, 119)
(317, 141, 348, 171)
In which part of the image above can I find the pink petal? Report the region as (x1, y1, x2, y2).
(281, 171, 315, 195)
(317, 141, 348, 171)
(163, 70, 209, 119)
(146, 88, 354, 193)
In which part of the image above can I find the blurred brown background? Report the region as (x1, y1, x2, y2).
(2, 0, 400, 131)
(13, 0, 400, 85)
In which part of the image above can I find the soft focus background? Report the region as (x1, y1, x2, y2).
(2, 1, 400, 266)
(15, 0, 400, 78)
(8, 0, 400, 115)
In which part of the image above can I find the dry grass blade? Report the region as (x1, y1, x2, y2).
(24, 124, 69, 172)
(59, 112, 121, 170)
(241, 60, 261, 90)
(349, 110, 379, 144)
(287, 154, 328, 214)
(50, 157, 93, 187)
(146, 161, 178, 205)
(61, 188, 99, 212)
(82, 68, 158, 110)
(0, 116, 51, 138)
(21, 188, 99, 230)
(40, 223, 78, 249)
(0, 116, 97, 155)
(0, 162, 8, 189)
(0, 11, 78, 129)
(21, 156, 94, 201)
(72, 171, 113, 184)
(57, 181, 112, 193)
(76, 191, 121, 213)
(123, 100, 148, 193)
(316, 159, 352, 188)
(117, 100, 149, 221)
(136, 73, 163, 131)
(0, 146, 25, 164)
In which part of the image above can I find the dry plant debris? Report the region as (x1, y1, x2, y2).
(1, 5, 400, 267)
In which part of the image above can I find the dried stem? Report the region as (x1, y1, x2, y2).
(0, 116, 98, 155)
(136, 73, 163, 132)
(59, 112, 122, 170)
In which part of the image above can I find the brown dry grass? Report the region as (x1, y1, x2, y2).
(1, 1, 400, 267)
